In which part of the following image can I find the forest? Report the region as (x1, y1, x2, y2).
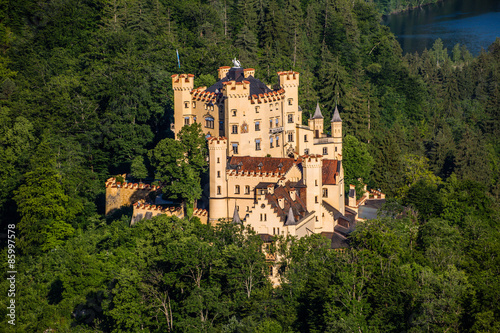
(0, 0, 499, 331)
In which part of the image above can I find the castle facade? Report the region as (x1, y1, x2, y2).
(172, 64, 353, 244)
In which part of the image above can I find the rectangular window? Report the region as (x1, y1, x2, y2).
(245, 185, 250, 194)
(304, 148, 309, 155)
(288, 114, 293, 123)
(231, 109, 237, 116)
(232, 143, 238, 154)
(315, 196, 318, 203)
(255, 139, 261, 151)
(205, 117, 214, 129)
(276, 136, 280, 147)
(184, 117, 190, 125)
(235, 185, 240, 194)
(304, 135, 308, 142)
(335, 147, 338, 152)
(270, 119, 273, 128)
(192, 101, 196, 108)
(232, 125, 238, 134)
(260, 214, 263, 221)
(255, 121, 260, 131)
(276, 118, 279, 126)
(217, 157, 220, 163)
(255, 106, 260, 113)
(323, 147, 328, 155)
(323, 188, 328, 198)
(288, 132, 294, 142)
(217, 186, 221, 195)
(270, 137, 274, 148)
(184, 102, 189, 108)
(217, 171, 221, 178)
(288, 98, 293, 105)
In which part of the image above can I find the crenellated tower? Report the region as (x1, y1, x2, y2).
(171, 73, 195, 139)
(208, 136, 228, 223)
(302, 155, 323, 224)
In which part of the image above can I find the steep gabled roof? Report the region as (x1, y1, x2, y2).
(264, 183, 308, 224)
(322, 159, 339, 185)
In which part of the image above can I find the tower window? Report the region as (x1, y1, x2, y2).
(231, 109, 237, 116)
(335, 147, 338, 152)
(205, 117, 214, 129)
(255, 106, 260, 113)
(217, 186, 221, 195)
(184, 102, 189, 108)
(323, 147, 328, 155)
(245, 185, 250, 194)
(304, 135, 308, 142)
(192, 101, 196, 108)
(232, 125, 238, 134)
(288, 98, 293, 105)
(288, 114, 293, 123)
(235, 185, 240, 194)
(217, 157, 220, 163)
(217, 171, 221, 178)
(184, 117, 190, 125)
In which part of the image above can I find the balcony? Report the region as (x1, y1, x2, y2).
(270, 126, 283, 134)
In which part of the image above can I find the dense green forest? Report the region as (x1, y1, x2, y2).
(1, 0, 499, 331)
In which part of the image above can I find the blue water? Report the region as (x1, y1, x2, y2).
(384, 0, 500, 56)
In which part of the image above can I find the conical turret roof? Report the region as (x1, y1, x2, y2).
(312, 102, 324, 119)
(232, 204, 241, 224)
(332, 105, 342, 122)
(284, 207, 297, 226)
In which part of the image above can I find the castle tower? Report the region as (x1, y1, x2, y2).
(308, 102, 324, 138)
(172, 74, 195, 139)
(302, 155, 323, 227)
(278, 71, 300, 153)
(331, 105, 342, 160)
(208, 137, 228, 223)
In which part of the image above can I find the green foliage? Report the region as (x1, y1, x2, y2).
(130, 155, 148, 181)
(343, 134, 374, 195)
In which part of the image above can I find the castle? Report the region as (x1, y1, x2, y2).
(171, 62, 354, 247)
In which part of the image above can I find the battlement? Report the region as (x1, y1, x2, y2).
(208, 136, 227, 147)
(222, 80, 251, 97)
(192, 89, 218, 103)
(278, 71, 300, 87)
(172, 74, 194, 90)
(249, 89, 285, 104)
(370, 189, 385, 199)
(105, 175, 160, 215)
(302, 154, 323, 164)
(218, 66, 231, 79)
(244, 68, 255, 77)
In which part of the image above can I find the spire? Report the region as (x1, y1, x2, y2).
(232, 204, 241, 224)
(285, 206, 297, 226)
(312, 102, 324, 119)
(332, 104, 342, 122)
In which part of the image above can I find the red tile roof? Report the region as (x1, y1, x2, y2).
(322, 159, 339, 185)
(228, 156, 299, 174)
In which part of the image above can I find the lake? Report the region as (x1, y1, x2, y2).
(383, 0, 500, 56)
